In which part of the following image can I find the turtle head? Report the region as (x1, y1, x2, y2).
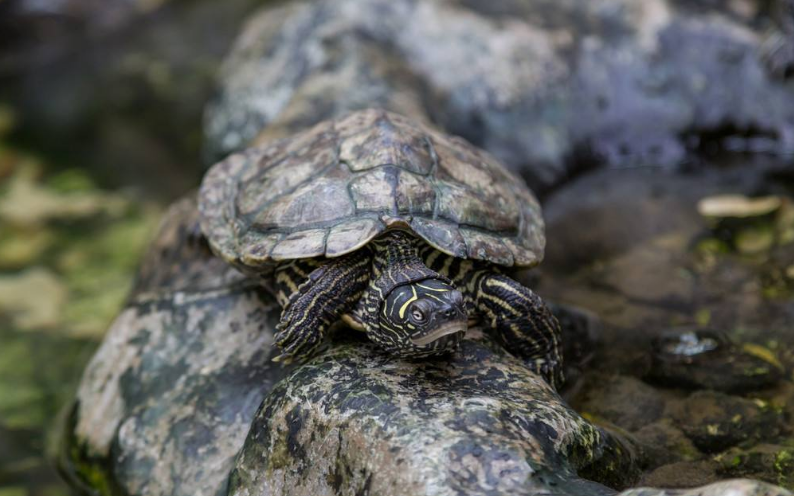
(372, 278, 468, 357)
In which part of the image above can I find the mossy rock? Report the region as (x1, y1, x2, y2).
(57, 197, 794, 496)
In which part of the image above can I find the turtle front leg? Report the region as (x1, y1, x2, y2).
(273, 251, 370, 363)
(473, 272, 564, 389)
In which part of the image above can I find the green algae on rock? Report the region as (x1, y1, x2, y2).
(717, 444, 794, 488)
(230, 337, 638, 496)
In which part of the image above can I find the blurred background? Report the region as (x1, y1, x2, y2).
(0, 0, 793, 494)
(0, 0, 270, 494)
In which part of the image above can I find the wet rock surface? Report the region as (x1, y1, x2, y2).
(60, 198, 294, 496)
(537, 158, 794, 491)
(59, 191, 794, 496)
(231, 337, 637, 496)
(206, 0, 794, 191)
(622, 480, 792, 496)
(2, 1, 793, 495)
(59, 197, 641, 496)
(633, 421, 699, 468)
(576, 374, 667, 432)
(672, 391, 784, 453)
(646, 328, 784, 393)
(717, 444, 794, 488)
(640, 460, 721, 489)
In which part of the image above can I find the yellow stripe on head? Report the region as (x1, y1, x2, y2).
(416, 283, 450, 292)
(399, 286, 418, 319)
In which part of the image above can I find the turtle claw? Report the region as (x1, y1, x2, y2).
(271, 353, 294, 364)
(272, 336, 319, 365)
(273, 318, 321, 364)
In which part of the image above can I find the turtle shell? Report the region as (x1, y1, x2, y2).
(199, 109, 545, 271)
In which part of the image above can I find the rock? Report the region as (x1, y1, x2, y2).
(59, 197, 794, 496)
(633, 421, 701, 468)
(574, 374, 667, 432)
(624, 478, 790, 496)
(59, 198, 294, 496)
(768, 381, 794, 422)
(548, 302, 602, 391)
(696, 194, 794, 255)
(717, 444, 794, 489)
(231, 337, 641, 496)
(537, 162, 794, 386)
(640, 460, 721, 488)
(60, 196, 646, 496)
(646, 328, 784, 393)
(206, 0, 794, 190)
(672, 391, 784, 453)
(760, 0, 794, 78)
(697, 194, 782, 254)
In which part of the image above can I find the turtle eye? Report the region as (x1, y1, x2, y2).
(408, 300, 432, 325)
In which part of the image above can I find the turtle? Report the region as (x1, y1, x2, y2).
(199, 109, 563, 387)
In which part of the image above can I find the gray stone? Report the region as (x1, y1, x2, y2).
(205, 0, 794, 191)
(672, 391, 785, 454)
(574, 374, 667, 432)
(58, 197, 295, 496)
(645, 328, 784, 393)
(229, 337, 638, 496)
(621, 480, 791, 496)
(58, 197, 793, 496)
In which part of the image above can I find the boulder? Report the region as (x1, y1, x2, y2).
(58, 197, 793, 496)
(205, 0, 794, 191)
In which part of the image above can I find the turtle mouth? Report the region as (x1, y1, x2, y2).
(411, 320, 468, 347)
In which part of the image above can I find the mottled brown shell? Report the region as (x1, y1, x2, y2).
(199, 109, 545, 270)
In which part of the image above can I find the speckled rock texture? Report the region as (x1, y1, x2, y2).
(229, 336, 637, 496)
(59, 197, 293, 496)
(58, 197, 794, 496)
(204, 0, 794, 191)
(619, 480, 792, 496)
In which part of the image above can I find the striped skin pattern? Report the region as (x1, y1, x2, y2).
(273, 230, 563, 388)
(356, 231, 467, 358)
(272, 249, 370, 362)
(474, 274, 563, 388)
(369, 269, 467, 358)
(418, 238, 563, 388)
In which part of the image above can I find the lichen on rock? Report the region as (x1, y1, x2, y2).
(58, 197, 794, 496)
(230, 336, 638, 496)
